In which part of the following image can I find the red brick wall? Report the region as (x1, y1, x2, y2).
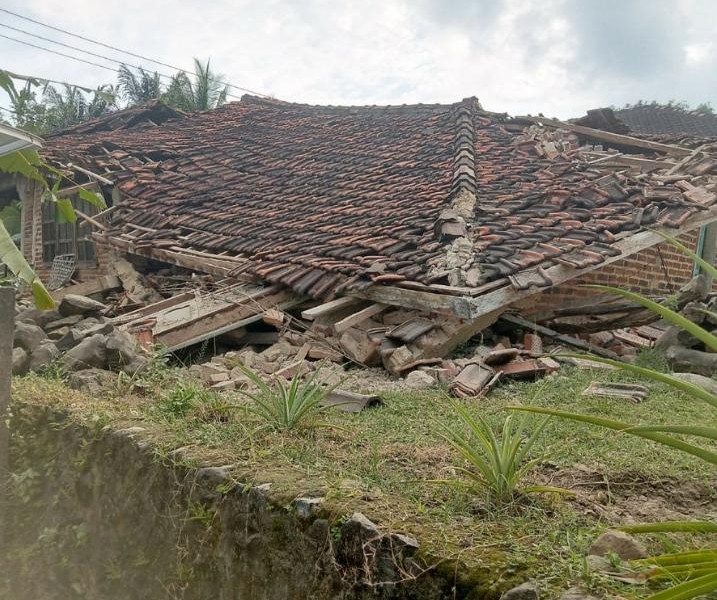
(517, 232, 699, 315)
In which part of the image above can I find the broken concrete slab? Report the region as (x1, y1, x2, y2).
(339, 327, 380, 366)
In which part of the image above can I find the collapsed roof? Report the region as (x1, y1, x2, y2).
(575, 104, 717, 144)
(41, 96, 717, 314)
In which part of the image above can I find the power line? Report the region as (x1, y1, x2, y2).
(0, 32, 120, 74)
(0, 7, 271, 98)
(0, 22, 243, 101)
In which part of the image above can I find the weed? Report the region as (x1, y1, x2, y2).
(237, 364, 342, 431)
(436, 401, 560, 504)
(157, 381, 212, 418)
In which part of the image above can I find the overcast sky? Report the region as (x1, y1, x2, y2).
(1, 0, 715, 119)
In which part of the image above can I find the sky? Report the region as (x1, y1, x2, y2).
(0, 0, 715, 119)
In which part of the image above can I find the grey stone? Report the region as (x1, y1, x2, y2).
(672, 372, 717, 396)
(560, 587, 599, 600)
(13, 322, 48, 353)
(58, 294, 107, 317)
(105, 330, 140, 370)
(121, 355, 149, 376)
(389, 532, 419, 551)
(501, 582, 539, 600)
(586, 554, 614, 573)
(68, 368, 115, 395)
(28, 342, 60, 371)
(588, 529, 647, 560)
(16, 307, 61, 328)
(61, 334, 108, 371)
(44, 314, 84, 331)
(404, 369, 436, 389)
(48, 326, 70, 341)
(56, 328, 85, 352)
(293, 497, 324, 519)
(12, 346, 29, 375)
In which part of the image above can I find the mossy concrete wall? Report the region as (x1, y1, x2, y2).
(1, 402, 477, 600)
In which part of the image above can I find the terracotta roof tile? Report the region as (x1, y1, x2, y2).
(42, 96, 717, 298)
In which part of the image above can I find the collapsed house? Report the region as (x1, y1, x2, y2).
(5, 96, 717, 389)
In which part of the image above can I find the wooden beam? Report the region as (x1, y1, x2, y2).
(66, 163, 114, 185)
(500, 314, 620, 360)
(418, 308, 506, 359)
(520, 115, 691, 157)
(353, 285, 477, 318)
(75, 209, 108, 231)
(157, 289, 300, 350)
(301, 296, 362, 320)
(333, 303, 388, 333)
(588, 154, 674, 170)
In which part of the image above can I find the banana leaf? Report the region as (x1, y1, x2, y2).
(0, 220, 53, 308)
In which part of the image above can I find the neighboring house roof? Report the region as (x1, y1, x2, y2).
(46, 100, 185, 137)
(41, 96, 717, 302)
(574, 104, 717, 143)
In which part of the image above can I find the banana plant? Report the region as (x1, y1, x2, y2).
(0, 147, 106, 308)
(511, 235, 717, 599)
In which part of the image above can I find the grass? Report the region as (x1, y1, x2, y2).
(10, 355, 717, 598)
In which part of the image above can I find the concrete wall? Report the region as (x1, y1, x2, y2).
(2, 402, 481, 600)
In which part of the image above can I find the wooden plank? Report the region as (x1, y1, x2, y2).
(667, 144, 706, 175)
(112, 291, 195, 324)
(301, 296, 362, 320)
(333, 303, 388, 333)
(500, 314, 620, 360)
(101, 234, 235, 277)
(75, 209, 108, 231)
(590, 155, 674, 170)
(353, 285, 476, 318)
(519, 116, 691, 157)
(51, 275, 121, 301)
(67, 163, 114, 185)
(158, 289, 301, 350)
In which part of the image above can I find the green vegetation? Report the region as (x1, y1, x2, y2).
(0, 59, 229, 134)
(436, 403, 559, 504)
(238, 364, 342, 431)
(11, 355, 717, 598)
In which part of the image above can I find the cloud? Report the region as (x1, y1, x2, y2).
(0, 0, 714, 119)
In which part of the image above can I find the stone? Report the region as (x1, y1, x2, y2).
(68, 368, 115, 395)
(28, 342, 60, 371)
(588, 529, 648, 560)
(12, 346, 29, 375)
(560, 587, 599, 600)
(56, 328, 86, 352)
(404, 370, 436, 389)
(105, 329, 140, 370)
(13, 322, 48, 353)
(501, 582, 539, 600)
(16, 307, 61, 328)
(58, 294, 107, 317)
(121, 355, 149, 376)
(293, 497, 324, 519)
(260, 341, 296, 363)
(61, 334, 108, 371)
(44, 314, 84, 331)
(47, 326, 70, 341)
(673, 372, 717, 396)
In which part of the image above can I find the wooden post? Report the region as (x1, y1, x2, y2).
(0, 286, 14, 551)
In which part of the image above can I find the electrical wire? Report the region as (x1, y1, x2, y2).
(0, 7, 271, 98)
(0, 22, 244, 100)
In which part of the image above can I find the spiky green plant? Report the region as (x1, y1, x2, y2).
(236, 364, 341, 431)
(436, 401, 566, 504)
(512, 234, 717, 599)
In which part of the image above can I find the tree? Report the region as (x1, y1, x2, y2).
(43, 83, 118, 131)
(0, 71, 50, 134)
(117, 65, 162, 105)
(163, 58, 228, 112)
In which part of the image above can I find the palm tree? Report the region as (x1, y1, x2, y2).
(162, 58, 228, 112)
(117, 65, 162, 105)
(43, 84, 117, 130)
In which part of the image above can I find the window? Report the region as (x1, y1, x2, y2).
(41, 195, 99, 264)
